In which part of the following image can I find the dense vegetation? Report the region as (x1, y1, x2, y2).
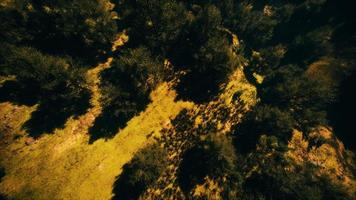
(112, 144, 167, 200)
(113, 0, 355, 199)
(0, 0, 117, 136)
(0, 0, 355, 199)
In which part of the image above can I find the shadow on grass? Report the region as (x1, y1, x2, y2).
(88, 99, 150, 143)
(328, 71, 356, 151)
(0, 80, 91, 138)
(177, 146, 209, 195)
(0, 166, 5, 180)
(175, 70, 223, 104)
(111, 165, 146, 200)
(112, 144, 167, 200)
(88, 62, 152, 143)
(0, 80, 40, 106)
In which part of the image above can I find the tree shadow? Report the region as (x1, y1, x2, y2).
(88, 99, 149, 143)
(88, 66, 152, 143)
(0, 166, 5, 180)
(0, 80, 39, 106)
(0, 80, 91, 138)
(175, 69, 225, 104)
(23, 93, 90, 138)
(328, 71, 356, 151)
(111, 164, 147, 200)
(177, 146, 209, 195)
(111, 144, 167, 200)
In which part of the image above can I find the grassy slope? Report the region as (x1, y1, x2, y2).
(0, 29, 354, 200)
(0, 32, 194, 199)
(0, 72, 193, 200)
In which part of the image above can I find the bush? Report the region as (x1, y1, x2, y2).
(1, 46, 87, 98)
(177, 134, 240, 195)
(1, 0, 118, 63)
(89, 47, 164, 141)
(112, 144, 167, 200)
(242, 165, 354, 200)
(260, 65, 334, 131)
(234, 104, 295, 153)
(0, 46, 90, 137)
(172, 5, 237, 102)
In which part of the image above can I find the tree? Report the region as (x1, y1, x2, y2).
(116, 0, 188, 54)
(260, 65, 335, 131)
(234, 104, 295, 153)
(1, 45, 87, 100)
(0, 46, 90, 137)
(112, 144, 167, 200)
(177, 134, 240, 196)
(172, 5, 237, 102)
(89, 47, 165, 141)
(1, 0, 118, 63)
(231, 1, 280, 48)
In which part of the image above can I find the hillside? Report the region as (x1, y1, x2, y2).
(1, 0, 356, 200)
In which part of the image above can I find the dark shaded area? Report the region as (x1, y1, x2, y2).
(115, 1, 235, 104)
(0, 166, 5, 180)
(112, 144, 167, 200)
(0, 194, 7, 200)
(177, 135, 239, 196)
(0, 80, 39, 106)
(328, 71, 356, 151)
(112, 171, 143, 200)
(177, 146, 209, 194)
(24, 93, 90, 138)
(175, 70, 223, 104)
(0, 80, 91, 138)
(243, 169, 352, 200)
(234, 105, 293, 154)
(89, 49, 156, 143)
(0, 0, 117, 65)
(88, 98, 149, 143)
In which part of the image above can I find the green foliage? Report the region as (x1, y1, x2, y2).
(233, 2, 279, 47)
(0, 46, 90, 137)
(116, 0, 188, 53)
(112, 143, 167, 200)
(235, 135, 354, 200)
(235, 105, 295, 153)
(242, 163, 353, 200)
(1, 45, 87, 99)
(89, 47, 164, 141)
(260, 65, 334, 131)
(1, 0, 117, 62)
(173, 5, 237, 102)
(177, 134, 240, 195)
(116, 1, 237, 103)
(102, 47, 164, 105)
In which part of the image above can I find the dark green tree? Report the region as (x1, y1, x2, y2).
(234, 104, 295, 153)
(178, 134, 241, 196)
(89, 47, 164, 141)
(112, 144, 167, 200)
(0, 46, 90, 137)
(260, 65, 335, 131)
(1, 0, 118, 63)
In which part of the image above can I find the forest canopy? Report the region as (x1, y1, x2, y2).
(0, 0, 355, 199)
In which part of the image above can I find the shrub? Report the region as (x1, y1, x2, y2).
(177, 134, 240, 195)
(235, 104, 295, 152)
(112, 144, 167, 200)
(89, 47, 164, 141)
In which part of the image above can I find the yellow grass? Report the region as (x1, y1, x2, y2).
(0, 81, 193, 200)
(287, 129, 356, 194)
(0, 32, 194, 200)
